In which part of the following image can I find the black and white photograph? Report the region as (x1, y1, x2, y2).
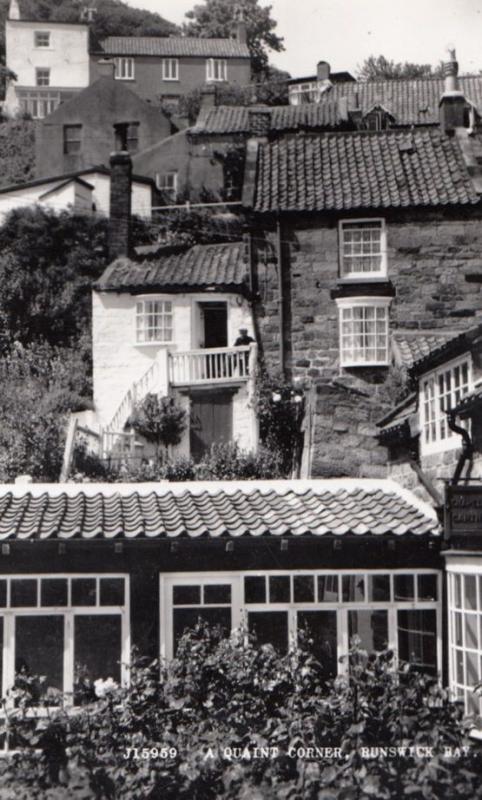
(0, 0, 481, 796)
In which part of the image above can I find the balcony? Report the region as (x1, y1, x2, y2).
(169, 344, 256, 387)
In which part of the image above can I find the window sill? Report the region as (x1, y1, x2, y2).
(114, 77, 135, 81)
(341, 362, 390, 369)
(162, 78, 180, 82)
(134, 341, 172, 348)
(338, 275, 388, 283)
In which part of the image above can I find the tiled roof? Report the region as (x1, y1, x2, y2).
(99, 36, 250, 58)
(251, 129, 480, 213)
(409, 322, 482, 376)
(0, 480, 439, 540)
(96, 242, 249, 292)
(392, 332, 456, 369)
(377, 394, 417, 440)
(319, 76, 482, 126)
(192, 102, 346, 135)
(453, 383, 482, 418)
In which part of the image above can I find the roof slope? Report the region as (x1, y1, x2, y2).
(251, 128, 480, 213)
(96, 242, 249, 292)
(99, 36, 250, 58)
(392, 331, 457, 369)
(192, 102, 346, 135)
(0, 480, 439, 540)
(319, 76, 482, 126)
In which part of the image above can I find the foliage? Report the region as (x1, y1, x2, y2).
(183, 0, 284, 76)
(2, 628, 481, 800)
(254, 371, 306, 476)
(195, 441, 283, 480)
(128, 394, 187, 460)
(0, 119, 36, 187)
(0, 340, 92, 481)
(357, 54, 445, 81)
(150, 207, 243, 248)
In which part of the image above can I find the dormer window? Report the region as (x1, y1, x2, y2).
(34, 31, 50, 48)
(420, 355, 472, 454)
(339, 219, 387, 279)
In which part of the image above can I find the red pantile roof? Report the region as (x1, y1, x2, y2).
(0, 480, 439, 540)
(392, 332, 456, 369)
(319, 76, 482, 126)
(96, 242, 249, 293)
(250, 129, 480, 213)
(192, 102, 346, 135)
(99, 36, 250, 59)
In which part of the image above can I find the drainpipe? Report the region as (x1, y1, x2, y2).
(448, 410, 474, 485)
(276, 215, 285, 377)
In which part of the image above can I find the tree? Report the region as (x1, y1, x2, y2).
(0, 119, 36, 187)
(183, 0, 284, 76)
(128, 394, 187, 463)
(357, 54, 445, 81)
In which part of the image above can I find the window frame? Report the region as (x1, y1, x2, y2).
(0, 574, 130, 717)
(114, 57, 135, 81)
(162, 58, 179, 81)
(155, 171, 178, 201)
(19, 91, 60, 119)
(419, 353, 473, 456)
(34, 30, 51, 48)
(63, 124, 82, 155)
(447, 559, 482, 727)
(206, 58, 227, 82)
(336, 296, 391, 368)
(160, 569, 442, 670)
(135, 295, 174, 346)
(35, 68, 50, 87)
(339, 218, 387, 279)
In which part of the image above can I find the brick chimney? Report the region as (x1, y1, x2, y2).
(97, 58, 115, 79)
(439, 48, 468, 134)
(317, 61, 330, 81)
(248, 108, 271, 141)
(8, 0, 20, 19)
(109, 151, 132, 260)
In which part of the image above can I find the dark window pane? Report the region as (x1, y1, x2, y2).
(0, 617, 3, 697)
(298, 610, 337, 682)
(172, 585, 201, 606)
(100, 578, 125, 606)
(204, 585, 231, 604)
(394, 575, 414, 601)
(368, 575, 390, 602)
(269, 576, 290, 603)
(348, 610, 388, 652)
(74, 615, 121, 690)
(173, 608, 231, 653)
(294, 576, 314, 603)
(15, 616, 64, 693)
(343, 575, 365, 602)
(72, 578, 96, 606)
(418, 574, 438, 601)
(318, 576, 338, 603)
(244, 576, 266, 604)
(11, 579, 37, 607)
(398, 609, 437, 675)
(465, 576, 477, 611)
(0, 580, 6, 607)
(248, 611, 288, 653)
(41, 579, 68, 607)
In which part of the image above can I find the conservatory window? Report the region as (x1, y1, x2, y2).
(448, 564, 482, 721)
(337, 297, 391, 367)
(135, 298, 173, 344)
(420, 355, 472, 455)
(339, 219, 387, 278)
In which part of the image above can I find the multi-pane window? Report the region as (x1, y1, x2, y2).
(0, 575, 129, 721)
(206, 58, 227, 82)
(337, 298, 390, 367)
(161, 571, 441, 679)
(448, 565, 482, 721)
(162, 58, 179, 81)
(114, 57, 135, 80)
(288, 82, 320, 105)
(63, 124, 82, 154)
(36, 68, 50, 87)
(339, 220, 386, 277)
(156, 171, 178, 201)
(136, 298, 173, 344)
(34, 31, 50, 48)
(19, 91, 60, 119)
(420, 356, 472, 454)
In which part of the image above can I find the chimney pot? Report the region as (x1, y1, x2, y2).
(109, 151, 132, 260)
(440, 47, 468, 133)
(317, 61, 330, 82)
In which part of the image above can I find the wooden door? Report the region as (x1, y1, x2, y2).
(190, 392, 233, 461)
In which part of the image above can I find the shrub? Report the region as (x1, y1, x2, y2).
(195, 441, 283, 480)
(1, 627, 481, 800)
(254, 371, 306, 476)
(127, 394, 187, 463)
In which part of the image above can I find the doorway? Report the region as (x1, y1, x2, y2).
(200, 302, 228, 348)
(190, 390, 233, 461)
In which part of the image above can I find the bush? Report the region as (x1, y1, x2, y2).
(195, 441, 283, 480)
(2, 627, 481, 800)
(127, 394, 187, 463)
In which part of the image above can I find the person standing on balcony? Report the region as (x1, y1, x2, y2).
(233, 329, 255, 376)
(234, 328, 255, 347)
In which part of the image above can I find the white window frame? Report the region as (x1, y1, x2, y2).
(447, 559, 482, 727)
(162, 58, 179, 81)
(339, 218, 387, 279)
(114, 57, 135, 81)
(206, 58, 227, 82)
(288, 82, 321, 105)
(35, 68, 50, 87)
(160, 569, 442, 671)
(155, 171, 178, 200)
(135, 295, 174, 345)
(420, 354, 472, 456)
(336, 296, 391, 368)
(0, 574, 130, 719)
(34, 31, 51, 48)
(19, 91, 60, 119)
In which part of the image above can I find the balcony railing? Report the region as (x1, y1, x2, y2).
(169, 344, 256, 386)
